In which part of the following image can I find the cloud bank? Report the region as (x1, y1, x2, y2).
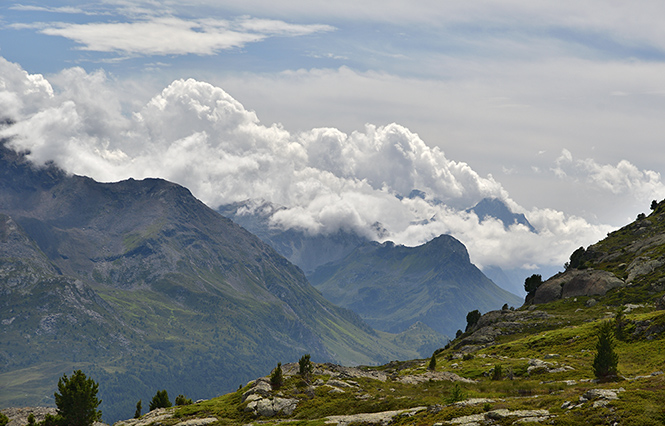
(2, 57, 652, 271)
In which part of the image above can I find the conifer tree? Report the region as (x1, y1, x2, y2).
(134, 400, 142, 419)
(54, 370, 102, 426)
(428, 353, 437, 371)
(298, 354, 313, 382)
(149, 390, 172, 411)
(593, 321, 619, 381)
(270, 362, 284, 390)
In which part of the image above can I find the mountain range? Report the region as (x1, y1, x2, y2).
(16, 197, 659, 426)
(0, 142, 442, 423)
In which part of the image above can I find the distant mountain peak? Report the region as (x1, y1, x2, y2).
(469, 198, 536, 233)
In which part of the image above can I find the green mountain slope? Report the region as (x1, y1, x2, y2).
(309, 235, 522, 337)
(0, 143, 430, 423)
(84, 200, 665, 426)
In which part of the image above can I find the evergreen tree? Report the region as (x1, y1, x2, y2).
(428, 353, 437, 371)
(54, 370, 102, 426)
(149, 390, 172, 411)
(465, 310, 481, 331)
(298, 354, 313, 382)
(0, 412, 8, 426)
(27, 414, 35, 426)
(593, 321, 619, 381)
(524, 274, 543, 294)
(134, 400, 142, 419)
(270, 362, 284, 390)
(491, 365, 503, 381)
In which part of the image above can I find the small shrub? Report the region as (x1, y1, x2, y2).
(174, 394, 192, 406)
(462, 353, 474, 361)
(483, 402, 492, 412)
(0, 413, 9, 426)
(27, 414, 35, 426)
(446, 383, 466, 404)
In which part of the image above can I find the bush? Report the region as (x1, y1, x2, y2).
(149, 390, 172, 411)
(174, 394, 192, 406)
(54, 370, 102, 426)
(27, 414, 35, 426)
(446, 383, 466, 403)
(593, 321, 619, 381)
(0, 412, 8, 426)
(270, 362, 283, 390)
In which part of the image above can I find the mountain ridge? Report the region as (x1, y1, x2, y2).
(0, 142, 432, 423)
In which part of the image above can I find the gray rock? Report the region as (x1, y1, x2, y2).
(246, 397, 298, 417)
(583, 388, 624, 401)
(241, 378, 272, 402)
(586, 298, 597, 307)
(327, 379, 355, 388)
(627, 258, 664, 283)
(533, 269, 624, 304)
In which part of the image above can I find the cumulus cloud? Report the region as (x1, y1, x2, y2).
(553, 148, 665, 203)
(0, 58, 626, 270)
(19, 15, 334, 57)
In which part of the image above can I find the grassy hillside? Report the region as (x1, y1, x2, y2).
(98, 201, 665, 426)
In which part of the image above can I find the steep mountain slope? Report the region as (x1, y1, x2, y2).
(308, 235, 522, 337)
(0, 143, 426, 423)
(87, 200, 665, 426)
(528, 200, 665, 306)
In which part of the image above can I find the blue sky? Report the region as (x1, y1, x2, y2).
(1, 1, 665, 281)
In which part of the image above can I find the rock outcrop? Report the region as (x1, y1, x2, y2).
(532, 269, 625, 304)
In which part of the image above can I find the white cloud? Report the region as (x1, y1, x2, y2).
(24, 15, 333, 57)
(552, 149, 665, 202)
(0, 58, 628, 271)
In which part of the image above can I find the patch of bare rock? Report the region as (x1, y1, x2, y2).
(532, 269, 625, 304)
(324, 406, 426, 426)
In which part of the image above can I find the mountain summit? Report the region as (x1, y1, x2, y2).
(309, 234, 522, 337)
(468, 198, 536, 233)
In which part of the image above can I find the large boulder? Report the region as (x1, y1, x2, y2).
(532, 269, 625, 304)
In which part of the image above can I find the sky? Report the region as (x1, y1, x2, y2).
(1, 1, 665, 281)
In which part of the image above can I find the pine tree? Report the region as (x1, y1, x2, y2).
(298, 354, 313, 382)
(134, 400, 142, 419)
(270, 362, 283, 390)
(428, 353, 437, 371)
(54, 370, 102, 426)
(149, 390, 172, 411)
(593, 321, 619, 381)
